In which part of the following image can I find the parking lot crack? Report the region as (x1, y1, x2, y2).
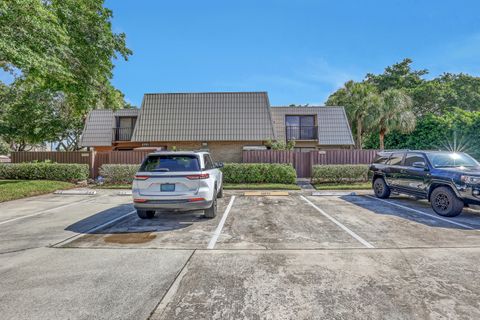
(147, 249, 196, 320)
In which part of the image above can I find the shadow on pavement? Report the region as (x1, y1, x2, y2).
(65, 204, 210, 235)
(340, 195, 480, 230)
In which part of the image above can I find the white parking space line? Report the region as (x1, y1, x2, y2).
(207, 196, 236, 249)
(300, 196, 375, 249)
(53, 209, 137, 247)
(0, 197, 98, 226)
(366, 195, 476, 230)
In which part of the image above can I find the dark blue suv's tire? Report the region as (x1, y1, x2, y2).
(373, 177, 391, 199)
(430, 186, 464, 217)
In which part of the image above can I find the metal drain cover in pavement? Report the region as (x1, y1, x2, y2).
(244, 191, 289, 196)
(311, 191, 357, 196)
(54, 189, 96, 195)
(117, 190, 132, 196)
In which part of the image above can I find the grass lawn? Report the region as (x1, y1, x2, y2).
(313, 182, 371, 190)
(0, 180, 75, 203)
(224, 183, 301, 190)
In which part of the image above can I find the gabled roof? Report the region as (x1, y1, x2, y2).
(80, 108, 139, 147)
(270, 106, 354, 145)
(131, 92, 275, 142)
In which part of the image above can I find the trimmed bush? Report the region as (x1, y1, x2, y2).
(312, 164, 369, 184)
(222, 163, 297, 184)
(0, 163, 89, 182)
(99, 164, 139, 184)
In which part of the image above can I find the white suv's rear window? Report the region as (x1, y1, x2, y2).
(140, 155, 200, 172)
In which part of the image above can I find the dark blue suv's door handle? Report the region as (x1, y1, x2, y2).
(400, 169, 407, 174)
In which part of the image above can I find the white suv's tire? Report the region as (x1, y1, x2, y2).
(204, 191, 217, 218)
(217, 183, 224, 198)
(137, 209, 155, 219)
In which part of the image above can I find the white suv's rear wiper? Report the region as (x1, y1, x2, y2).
(152, 168, 170, 172)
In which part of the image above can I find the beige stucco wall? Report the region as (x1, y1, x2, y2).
(290, 141, 353, 150)
(108, 140, 264, 163)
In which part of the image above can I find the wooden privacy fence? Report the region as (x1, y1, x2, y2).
(11, 149, 379, 179)
(11, 151, 92, 165)
(11, 151, 150, 178)
(92, 151, 150, 177)
(243, 149, 379, 178)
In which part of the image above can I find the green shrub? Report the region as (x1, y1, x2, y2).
(222, 163, 297, 184)
(312, 164, 369, 184)
(99, 164, 139, 184)
(0, 163, 89, 182)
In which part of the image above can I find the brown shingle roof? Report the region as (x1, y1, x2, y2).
(131, 92, 275, 142)
(270, 106, 354, 145)
(80, 109, 139, 147)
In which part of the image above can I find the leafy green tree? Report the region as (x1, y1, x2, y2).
(365, 58, 428, 92)
(364, 109, 480, 159)
(0, 0, 132, 149)
(0, 139, 9, 155)
(326, 81, 380, 149)
(411, 73, 480, 115)
(373, 89, 416, 150)
(0, 80, 68, 150)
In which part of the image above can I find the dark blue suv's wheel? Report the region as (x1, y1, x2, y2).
(373, 177, 391, 199)
(430, 186, 464, 217)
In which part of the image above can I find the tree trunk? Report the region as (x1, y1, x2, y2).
(356, 118, 363, 150)
(379, 129, 386, 150)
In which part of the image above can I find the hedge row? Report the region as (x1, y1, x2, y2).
(311, 164, 369, 184)
(0, 163, 89, 182)
(99, 164, 139, 184)
(98, 163, 298, 185)
(222, 163, 297, 184)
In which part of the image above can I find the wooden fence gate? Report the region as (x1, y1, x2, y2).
(294, 152, 312, 178)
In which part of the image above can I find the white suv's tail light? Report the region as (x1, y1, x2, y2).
(186, 174, 209, 180)
(134, 175, 150, 180)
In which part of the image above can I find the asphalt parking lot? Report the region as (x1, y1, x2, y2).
(2, 190, 480, 319)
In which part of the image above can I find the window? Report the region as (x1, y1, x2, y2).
(286, 115, 315, 127)
(426, 152, 479, 168)
(115, 117, 136, 141)
(404, 153, 426, 167)
(386, 153, 404, 166)
(373, 154, 390, 164)
(140, 155, 200, 172)
(203, 154, 215, 170)
(285, 115, 316, 140)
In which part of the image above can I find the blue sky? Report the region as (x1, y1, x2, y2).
(7, 0, 480, 107)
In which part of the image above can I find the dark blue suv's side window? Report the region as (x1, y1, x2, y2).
(386, 153, 404, 166)
(404, 153, 426, 167)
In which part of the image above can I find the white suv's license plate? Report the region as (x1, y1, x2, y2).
(161, 184, 175, 192)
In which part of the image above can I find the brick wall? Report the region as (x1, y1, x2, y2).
(104, 141, 264, 163)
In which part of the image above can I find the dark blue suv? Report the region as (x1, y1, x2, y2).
(369, 150, 480, 217)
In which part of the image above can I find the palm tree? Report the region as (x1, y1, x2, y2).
(374, 89, 416, 150)
(330, 81, 379, 149)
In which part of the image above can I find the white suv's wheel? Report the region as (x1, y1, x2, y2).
(204, 191, 217, 218)
(217, 183, 224, 198)
(137, 209, 155, 219)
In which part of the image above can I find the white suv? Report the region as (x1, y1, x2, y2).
(132, 151, 223, 219)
